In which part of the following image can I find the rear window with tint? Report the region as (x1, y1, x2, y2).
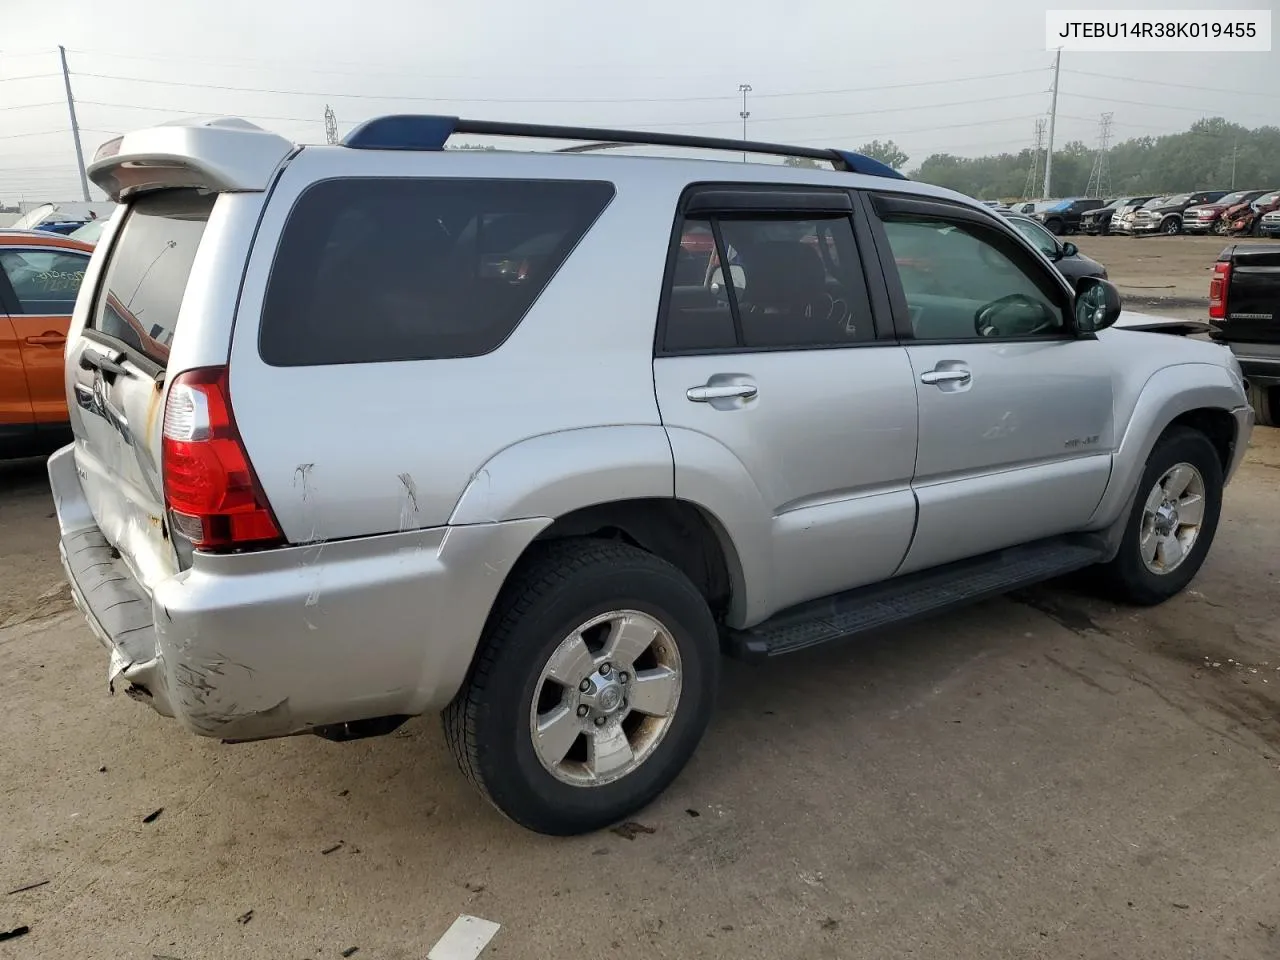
(90, 189, 214, 367)
(259, 177, 615, 366)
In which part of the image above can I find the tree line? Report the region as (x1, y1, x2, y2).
(844, 118, 1280, 200)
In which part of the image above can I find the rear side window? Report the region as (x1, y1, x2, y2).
(90, 189, 214, 366)
(259, 178, 615, 366)
(0, 249, 89, 314)
(662, 214, 874, 353)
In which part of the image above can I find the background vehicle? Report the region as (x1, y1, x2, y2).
(1184, 190, 1267, 235)
(1209, 243, 1280, 425)
(1260, 208, 1280, 237)
(11, 201, 117, 235)
(1007, 200, 1056, 217)
(1129, 191, 1228, 235)
(52, 116, 1251, 836)
(1111, 197, 1166, 235)
(1081, 196, 1156, 236)
(0, 231, 91, 458)
(1006, 213, 1108, 289)
(68, 220, 107, 245)
(1224, 190, 1280, 237)
(1032, 197, 1107, 235)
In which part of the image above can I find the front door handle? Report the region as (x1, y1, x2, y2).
(26, 333, 66, 347)
(920, 369, 971, 386)
(687, 383, 758, 402)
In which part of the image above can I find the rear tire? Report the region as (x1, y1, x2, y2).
(443, 539, 719, 835)
(1044, 218, 1064, 235)
(1096, 427, 1223, 606)
(1249, 383, 1277, 427)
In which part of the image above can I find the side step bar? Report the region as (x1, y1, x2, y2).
(725, 537, 1105, 660)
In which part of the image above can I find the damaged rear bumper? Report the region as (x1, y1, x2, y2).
(49, 444, 549, 742)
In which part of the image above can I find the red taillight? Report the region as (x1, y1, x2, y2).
(1208, 261, 1231, 320)
(161, 366, 283, 551)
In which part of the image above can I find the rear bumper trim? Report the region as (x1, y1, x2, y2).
(59, 526, 174, 716)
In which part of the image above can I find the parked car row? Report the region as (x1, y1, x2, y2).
(984, 191, 1280, 240)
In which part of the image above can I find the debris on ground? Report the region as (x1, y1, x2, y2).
(321, 842, 344, 855)
(341, 947, 359, 957)
(6, 880, 49, 895)
(237, 910, 254, 925)
(610, 821, 655, 840)
(0, 925, 30, 942)
(142, 808, 164, 824)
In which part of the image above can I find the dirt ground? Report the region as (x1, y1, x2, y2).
(1074, 233, 1278, 316)
(2, 252, 1279, 958)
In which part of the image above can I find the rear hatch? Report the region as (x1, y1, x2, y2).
(66, 190, 215, 590)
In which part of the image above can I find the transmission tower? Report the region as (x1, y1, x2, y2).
(1023, 118, 1046, 200)
(324, 105, 339, 145)
(1085, 112, 1114, 199)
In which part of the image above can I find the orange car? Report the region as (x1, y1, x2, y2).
(0, 230, 95, 458)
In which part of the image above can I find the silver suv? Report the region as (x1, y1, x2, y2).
(52, 116, 1253, 836)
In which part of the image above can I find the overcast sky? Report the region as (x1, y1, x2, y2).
(2, 0, 1276, 202)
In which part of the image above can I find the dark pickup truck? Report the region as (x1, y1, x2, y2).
(1209, 244, 1280, 425)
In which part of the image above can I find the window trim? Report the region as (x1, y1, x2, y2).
(865, 191, 1085, 345)
(0, 247, 91, 316)
(654, 182, 894, 358)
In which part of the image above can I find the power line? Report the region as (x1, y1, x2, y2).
(1060, 91, 1276, 123)
(65, 46, 1052, 81)
(0, 102, 62, 112)
(1062, 68, 1280, 101)
(72, 90, 1046, 130)
(67, 67, 1047, 104)
(0, 73, 60, 83)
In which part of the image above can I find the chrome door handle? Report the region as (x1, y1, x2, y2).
(920, 369, 971, 385)
(687, 383, 758, 402)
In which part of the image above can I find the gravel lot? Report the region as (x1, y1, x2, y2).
(2, 238, 1278, 959)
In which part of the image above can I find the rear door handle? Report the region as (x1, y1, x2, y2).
(26, 333, 66, 346)
(687, 383, 758, 402)
(920, 369, 971, 386)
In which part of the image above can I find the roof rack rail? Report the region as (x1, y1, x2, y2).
(340, 115, 907, 181)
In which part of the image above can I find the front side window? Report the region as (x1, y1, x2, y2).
(91, 189, 214, 366)
(662, 212, 874, 353)
(260, 178, 614, 366)
(0, 249, 89, 314)
(881, 216, 1066, 341)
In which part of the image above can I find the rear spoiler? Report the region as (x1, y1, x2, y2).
(88, 117, 297, 202)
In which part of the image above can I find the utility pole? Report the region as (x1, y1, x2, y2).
(1023, 118, 1046, 200)
(324, 105, 339, 145)
(1085, 112, 1114, 198)
(1043, 48, 1061, 199)
(1230, 137, 1238, 189)
(58, 45, 91, 202)
(738, 83, 752, 161)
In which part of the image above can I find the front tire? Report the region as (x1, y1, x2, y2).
(1162, 216, 1182, 236)
(443, 539, 719, 835)
(1097, 427, 1223, 606)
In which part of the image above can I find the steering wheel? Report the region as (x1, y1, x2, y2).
(974, 294, 1057, 338)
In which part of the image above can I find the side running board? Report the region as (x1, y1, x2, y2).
(725, 537, 1104, 661)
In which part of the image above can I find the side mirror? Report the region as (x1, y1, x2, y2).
(1060, 241, 1078, 258)
(1074, 277, 1122, 334)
